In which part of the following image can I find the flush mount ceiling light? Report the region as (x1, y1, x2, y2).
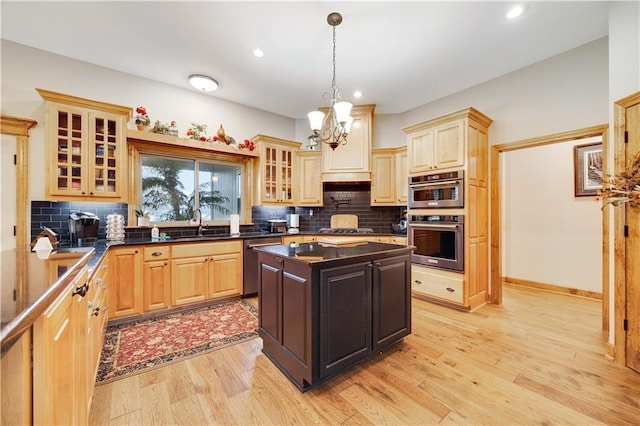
(506, 3, 528, 19)
(188, 74, 219, 92)
(252, 48, 265, 58)
(307, 12, 353, 151)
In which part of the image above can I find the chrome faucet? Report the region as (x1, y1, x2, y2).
(194, 208, 204, 237)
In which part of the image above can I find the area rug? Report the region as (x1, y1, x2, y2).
(96, 299, 259, 385)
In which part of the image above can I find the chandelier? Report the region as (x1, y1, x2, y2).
(307, 12, 353, 151)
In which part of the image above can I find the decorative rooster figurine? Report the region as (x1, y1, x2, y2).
(215, 124, 236, 145)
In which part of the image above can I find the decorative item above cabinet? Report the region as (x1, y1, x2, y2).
(37, 89, 131, 202)
(322, 104, 375, 182)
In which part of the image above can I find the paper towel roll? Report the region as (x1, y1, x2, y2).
(230, 214, 240, 237)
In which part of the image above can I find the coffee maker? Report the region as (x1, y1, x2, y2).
(68, 211, 100, 245)
(287, 214, 300, 234)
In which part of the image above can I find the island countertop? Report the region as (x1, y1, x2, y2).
(253, 240, 413, 264)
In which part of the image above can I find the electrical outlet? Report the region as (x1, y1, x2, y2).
(309, 209, 313, 216)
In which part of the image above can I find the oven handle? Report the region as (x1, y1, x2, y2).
(410, 179, 461, 188)
(409, 224, 460, 229)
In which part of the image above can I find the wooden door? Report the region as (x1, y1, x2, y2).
(297, 151, 322, 206)
(109, 247, 142, 318)
(433, 119, 465, 170)
(371, 150, 396, 205)
(319, 261, 372, 378)
(625, 100, 640, 373)
(143, 260, 171, 311)
(208, 252, 242, 299)
(171, 256, 208, 305)
(372, 255, 411, 351)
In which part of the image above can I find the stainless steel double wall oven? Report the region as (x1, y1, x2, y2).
(408, 170, 465, 272)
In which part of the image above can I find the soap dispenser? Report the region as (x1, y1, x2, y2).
(151, 224, 159, 239)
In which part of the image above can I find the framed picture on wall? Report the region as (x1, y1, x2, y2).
(574, 141, 603, 197)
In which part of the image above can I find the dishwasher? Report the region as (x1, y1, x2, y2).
(243, 237, 283, 296)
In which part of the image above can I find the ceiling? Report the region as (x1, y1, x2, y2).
(1, 1, 609, 119)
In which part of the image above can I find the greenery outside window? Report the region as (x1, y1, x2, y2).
(140, 154, 242, 224)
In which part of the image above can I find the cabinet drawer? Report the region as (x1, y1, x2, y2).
(411, 266, 463, 303)
(144, 246, 170, 261)
(172, 240, 242, 258)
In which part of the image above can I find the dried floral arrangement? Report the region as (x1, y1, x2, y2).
(598, 150, 640, 209)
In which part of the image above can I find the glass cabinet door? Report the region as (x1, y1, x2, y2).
(53, 106, 86, 196)
(89, 112, 123, 197)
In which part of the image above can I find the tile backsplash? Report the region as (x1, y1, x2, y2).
(31, 188, 405, 242)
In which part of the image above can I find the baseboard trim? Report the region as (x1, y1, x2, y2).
(503, 277, 602, 300)
(605, 342, 616, 361)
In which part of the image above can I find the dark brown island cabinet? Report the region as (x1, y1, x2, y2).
(255, 241, 413, 391)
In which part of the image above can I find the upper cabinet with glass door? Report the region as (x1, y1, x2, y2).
(252, 135, 301, 205)
(37, 89, 131, 201)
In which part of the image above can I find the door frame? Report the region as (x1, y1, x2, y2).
(613, 91, 640, 366)
(0, 115, 37, 249)
(490, 124, 609, 328)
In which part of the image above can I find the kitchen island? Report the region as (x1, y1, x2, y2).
(255, 240, 413, 391)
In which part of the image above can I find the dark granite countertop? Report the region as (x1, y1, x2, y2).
(1, 246, 94, 353)
(254, 241, 413, 265)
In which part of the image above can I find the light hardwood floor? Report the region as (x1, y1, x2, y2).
(89, 285, 640, 425)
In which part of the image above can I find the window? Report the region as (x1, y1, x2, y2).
(140, 154, 242, 224)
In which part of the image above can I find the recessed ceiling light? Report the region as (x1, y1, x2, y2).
(188, 74, 219, 92)
(353, 91, 363, 98)
(252, 48, 264, 58)
(506, 4, 527, 19)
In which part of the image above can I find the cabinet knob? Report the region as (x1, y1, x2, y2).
(446, 287, 455, 292)
(102, 265, 108, 270)
(96, 278, 103, 285)
(152, 251, 162, 257)
(102, 285, 109, 290)
(87, 301, 93, 308)
(414, 280, 422, 285)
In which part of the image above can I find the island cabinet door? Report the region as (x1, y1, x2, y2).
(372, 255, 412, 351)
(258, 255, 313, 388)
(319, 261, 372, 379)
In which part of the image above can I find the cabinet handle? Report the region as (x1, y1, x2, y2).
(152, 251, 162, 257)
(72, 283, 88, 298)
(87, 301, 93, 308)
(92, 307, 99, 316)
(414, 280, 422, 285)
(102, 265, 108, 270)
(96, 278, 103, 285)
(102, 285, 109, 290)
(446, 287, 455, 292)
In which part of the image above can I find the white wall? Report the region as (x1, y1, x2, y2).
(0, 40, 297, 201)
(502, 136, 603, 292)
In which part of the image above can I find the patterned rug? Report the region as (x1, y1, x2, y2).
(96, 299, 259, 385)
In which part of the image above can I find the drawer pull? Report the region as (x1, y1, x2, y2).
(446, 287, 455, 292)
(72, 283, 88, 298)
(414, 280, 422, 285)
(152, 251, 163, 257)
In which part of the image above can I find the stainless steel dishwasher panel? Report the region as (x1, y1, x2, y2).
(243, 237, 282, 296)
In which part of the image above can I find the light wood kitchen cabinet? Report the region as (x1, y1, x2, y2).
(322, 104, 375, 182)
(1, 330, 31, 425)
(37, 89, 131, 201)
(86, 257, 109, 410)
(109, 246, 142, 318)
(371, 148, 396, 205)
(395, 146, 408, 205)
(296, 150, 323, 206)
(171, 241, 243, 305)
(142, 246, 171, 311)
(252, 135, 301, 205)
(33, 267, 89, 425)
(371, 146, 408, 206)
(390, 236, 408, 245)
(404, 117, 465, 174)
(405, 107, 492, 311)
(282, 235, 318, 244)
